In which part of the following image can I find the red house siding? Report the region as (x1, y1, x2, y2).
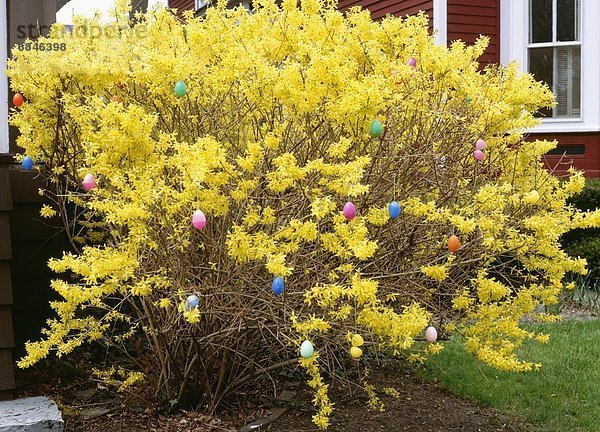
(169, 0, 195, 15)
(532, 133, 600, 178)
(169, 0, 433, 23)
(447, 0, 500, 64)
(338, 0, 432, 23)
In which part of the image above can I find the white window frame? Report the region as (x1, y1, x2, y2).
(501, 0, 600, 133)
(0, 0, 8, 154)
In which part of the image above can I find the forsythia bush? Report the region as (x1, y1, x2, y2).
(8, 0, 600, 427)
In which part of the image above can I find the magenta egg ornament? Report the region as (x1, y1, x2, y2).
(475, 139, 487, 150)
(343, 201, 356, 221)
(473, 150, 485, 161)
(407, 57, 417, 68)
(425, 326, 438, 343)
(82, 173, 97, 191)
(192, 210, 207, 230)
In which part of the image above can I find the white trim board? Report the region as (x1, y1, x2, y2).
(501, 0, 600, 133)
(433, 0, 447, 45)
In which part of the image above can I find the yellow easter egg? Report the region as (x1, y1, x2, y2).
(350, 346, 363, 359)
(524, 190, 540, 205)
(351, 334, 364, 347)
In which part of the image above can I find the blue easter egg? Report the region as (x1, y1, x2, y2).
(300, 340, 314, 359)
(22, 156, 33, 170)
(185, 294, 199, 311)
(174, 81, 187, 98)
(388, 201, 401, 219)
(272, 276, 284, 296)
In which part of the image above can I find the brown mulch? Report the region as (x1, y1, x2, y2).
(15, 355, 524, 432)
(267, 364, 522, 432)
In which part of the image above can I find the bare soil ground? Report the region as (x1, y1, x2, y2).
(268, 363, 522, 432)
(16, 357, 524, 432)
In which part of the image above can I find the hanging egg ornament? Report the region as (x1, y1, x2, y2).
(192, 210, 207, 230)
(370, 119, 383, 138)
(473, 149, 485, 161)
(425, 326, 438, 343)
(388, 201, 401, 219)
(351, 334, 364, 347)
(174, 80, 187, 98)
(184, 294, 200, 311)
(524, 190, 540, 205)
(13, 93, 24, 107)
(300, 340, 314, 359)
(82, 173, 97, 191)
(350, 346, 363, 359)
(272, 276, 284, 296)
(343, 201, 357, 221)
(475, 139, 487, 150)
(466, 96, 472, 105)
(21, 156, 33, 170)
(448, 234, 461, 253)
(111, 95, 121, 104)
(407, 57, 417, 68)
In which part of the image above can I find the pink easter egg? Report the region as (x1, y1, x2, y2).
(192, 210, 206, 230)
(407, 57, 417, 67)
(82, 173, 96, 191)
(475, 139, 487, 150)
(473, 149, 485, 161)
(425, 326, 438, 343)
(343, 201, 356, 221)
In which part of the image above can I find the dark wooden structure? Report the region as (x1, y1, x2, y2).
(0, 0, 62, 399)
(0, 161, 15, 400)
(0, 158, 68, 400)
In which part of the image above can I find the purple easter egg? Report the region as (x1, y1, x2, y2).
(473, 150, 485, 161)
(407, 57, 417, 67)
(475, 139, 487, 150)
(192, 210, 207, 230)
(343, 201, 356, 221)
(82, 173, 96, 191)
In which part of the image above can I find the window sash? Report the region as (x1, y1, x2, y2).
(529, 0, 580, 43)
(528, 45, 581, 118)
(528, 0, 581, 119)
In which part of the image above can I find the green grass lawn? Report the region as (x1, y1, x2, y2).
(418, 319, 600, 432)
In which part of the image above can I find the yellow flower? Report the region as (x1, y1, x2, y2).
(421, 265, 448, 282)
(40, 205, 57, 218)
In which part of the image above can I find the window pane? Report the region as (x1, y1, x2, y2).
(557, 0, 579, 41)
(555, 46, 581, 117)
(530, 0, 552, 43)
(529, 47, 554, 117)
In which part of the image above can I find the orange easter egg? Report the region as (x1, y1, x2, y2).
(448, 235, 461, 253)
